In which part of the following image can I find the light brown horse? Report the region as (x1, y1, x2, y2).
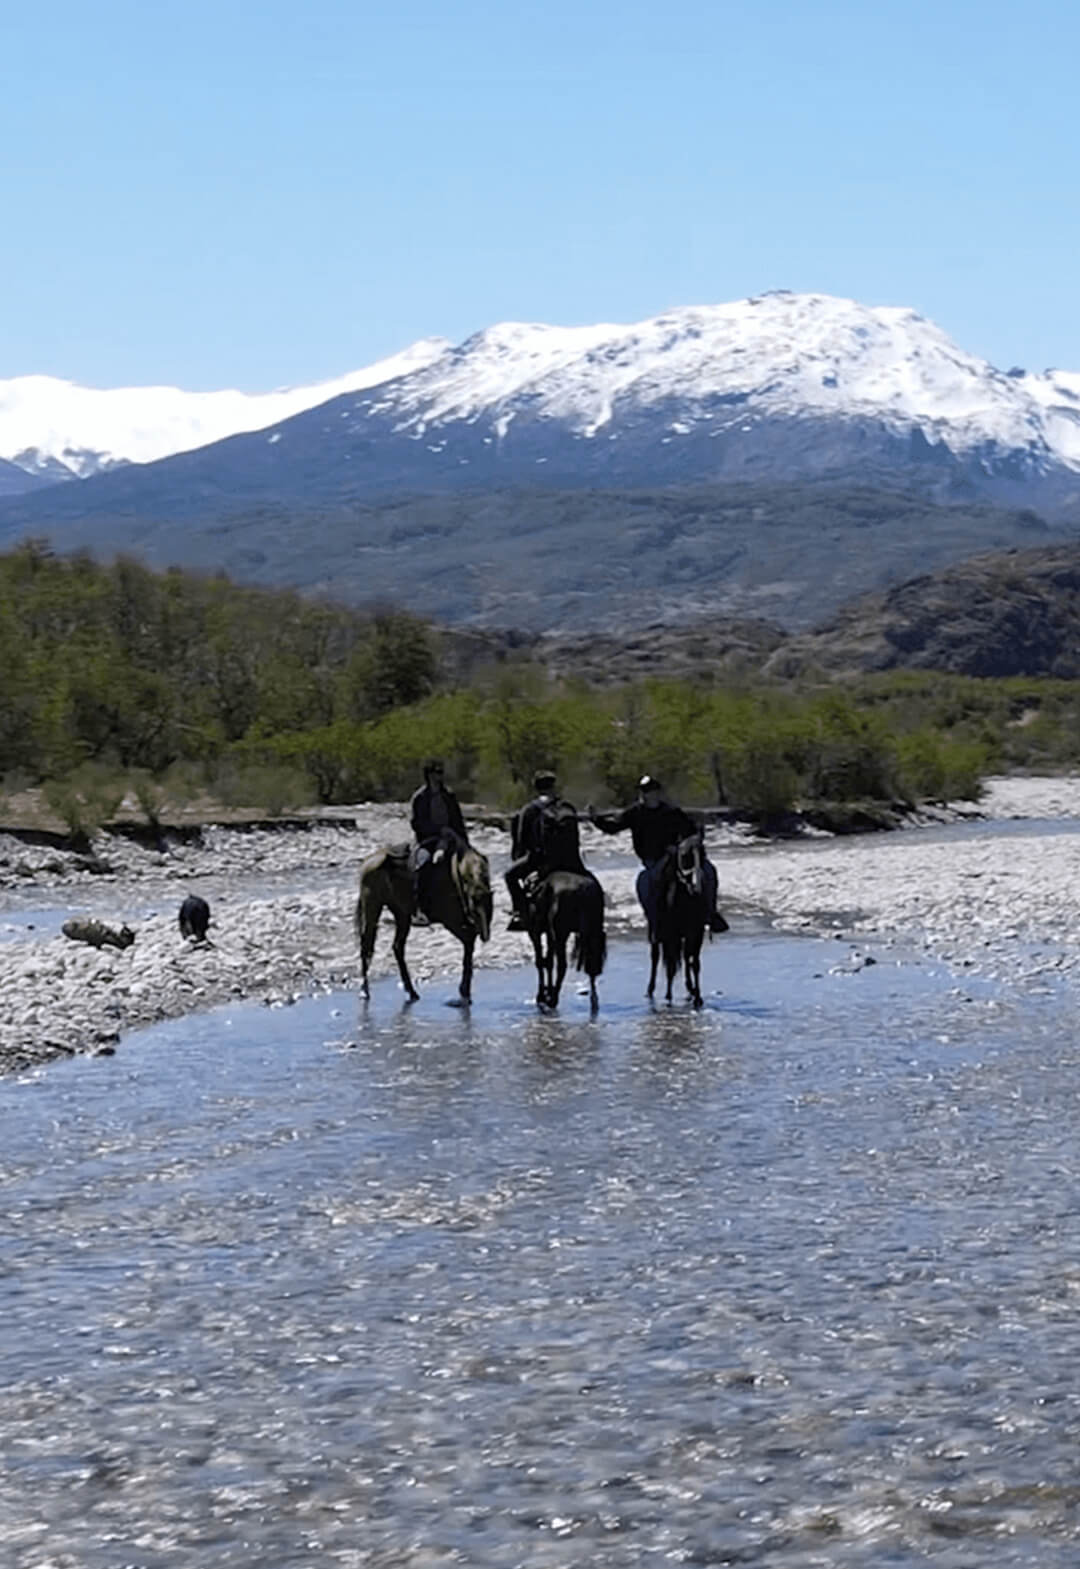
(355, 844, 493, 1005)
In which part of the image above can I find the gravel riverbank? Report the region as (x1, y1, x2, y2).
(2, 776, 1080, 1074)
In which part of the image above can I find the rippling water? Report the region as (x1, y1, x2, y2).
(3, 933, 1080, 1565)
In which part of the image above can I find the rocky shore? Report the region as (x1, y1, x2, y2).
(3, 777, 1080, 1074)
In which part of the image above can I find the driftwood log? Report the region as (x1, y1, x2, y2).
(61, 919, 136, 950)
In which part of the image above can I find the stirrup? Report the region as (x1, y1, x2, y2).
(413, 910, 431, 927)
(507, 911, 528, 932)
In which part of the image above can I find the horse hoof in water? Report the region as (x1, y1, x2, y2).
(445, 995, 470, 1009)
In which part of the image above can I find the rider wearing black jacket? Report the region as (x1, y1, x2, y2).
(590, 775, 727, 936)
(410, 759, 468, 921)
(505, 768, 586, 931)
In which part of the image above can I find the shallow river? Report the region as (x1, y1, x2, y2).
(4, 932, 1080, 1566)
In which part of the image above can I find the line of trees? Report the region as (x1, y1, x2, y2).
(5, 542, 1080, 831)
(0, 539, 436, 775)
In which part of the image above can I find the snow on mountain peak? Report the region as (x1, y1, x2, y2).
(342, 292, 1071, 468)
(0, 336, 451, 478)
(5, 295, 1080, 487)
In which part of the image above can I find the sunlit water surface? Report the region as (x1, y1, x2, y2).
(3, 933, 1080, 1566)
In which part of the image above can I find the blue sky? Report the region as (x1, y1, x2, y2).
(3, 0, 1078, 388)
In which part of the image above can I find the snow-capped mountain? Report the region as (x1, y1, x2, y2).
(3, 290, 1080, 633)
(337, 291, 1080, 475)
(0, 336, 450, 484)
(6, 292, 1080, 497)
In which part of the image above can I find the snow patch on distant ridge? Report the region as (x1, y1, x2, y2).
(0, 337, 450, 478)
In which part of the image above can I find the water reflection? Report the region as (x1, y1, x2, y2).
(4, 936, 1080, 1566)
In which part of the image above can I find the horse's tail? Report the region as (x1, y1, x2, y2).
(572, 925, 607, 979)
(454, 848, 493, 943)
(356, 850, 389, 946)
(661, 925, 685, 972)
(571, 879, 607, 978)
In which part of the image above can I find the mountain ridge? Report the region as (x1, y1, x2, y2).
(6, 292, 1080, 498)
(3, 291, 1080, 636)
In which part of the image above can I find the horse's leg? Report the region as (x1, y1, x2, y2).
(647, 937, 660, 999)
(663, 933, 679, 1004)
(542, 930, 557, 1008)
(690, 927, 705, 1007)
(689, 950, 703, 1007)
(531, 931, 548, 1008)
(541, 926, 559, 1009)
(357, 891, 381, 1000)
(391, 913, 420, 1002)
(452, 934, 475, 1007)
(551, 932, 568, 1008)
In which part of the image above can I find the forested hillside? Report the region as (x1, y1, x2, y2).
(5, 543, 1080, 834)
(0, 482, 1060, 632)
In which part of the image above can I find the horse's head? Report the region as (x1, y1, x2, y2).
(674, 833, 704, 897)
(455, 848, 493, 942)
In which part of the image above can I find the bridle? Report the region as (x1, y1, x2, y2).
(673, 833, 704, 897)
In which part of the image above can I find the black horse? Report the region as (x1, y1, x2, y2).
(526, 869, 607, 1011)
(647, 833, 716, 1007)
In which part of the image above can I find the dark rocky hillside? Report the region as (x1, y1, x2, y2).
(532, 617, 787, 684)
(767, 543, 1080, 679)
(436, 616, 785, 686)
(0, 481, 1060, 633)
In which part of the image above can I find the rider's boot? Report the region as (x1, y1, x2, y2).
(710, 906, 729, 934)
(506, 896, 528, 932)
(412, 871, 431, 926)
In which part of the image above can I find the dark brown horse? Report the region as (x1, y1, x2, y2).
(647, 833, 713, 1007)
(356, 845, 493, 1005)
(527, 869, 607, 1012)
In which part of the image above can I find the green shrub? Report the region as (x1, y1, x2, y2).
(714, 735, 800, 816)
(128, 769, 167, 830)
(894, 731, 988, 803)
(215, 763, 315, 817)
(43, 763, 126, 845)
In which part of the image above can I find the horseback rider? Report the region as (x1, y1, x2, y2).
(588, 775, 727, 937)
(410, 758, 469, 924)
(505, 767, 587, 931)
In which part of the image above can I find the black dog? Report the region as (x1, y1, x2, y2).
(179, 895, 211, 942)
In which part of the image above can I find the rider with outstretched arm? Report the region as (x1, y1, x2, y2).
(410, 758, 468, 923)
(588, 775, 728, 938)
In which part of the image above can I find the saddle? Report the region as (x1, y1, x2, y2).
(402, 840, 471, 921)
(522, 863, 597, 922)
